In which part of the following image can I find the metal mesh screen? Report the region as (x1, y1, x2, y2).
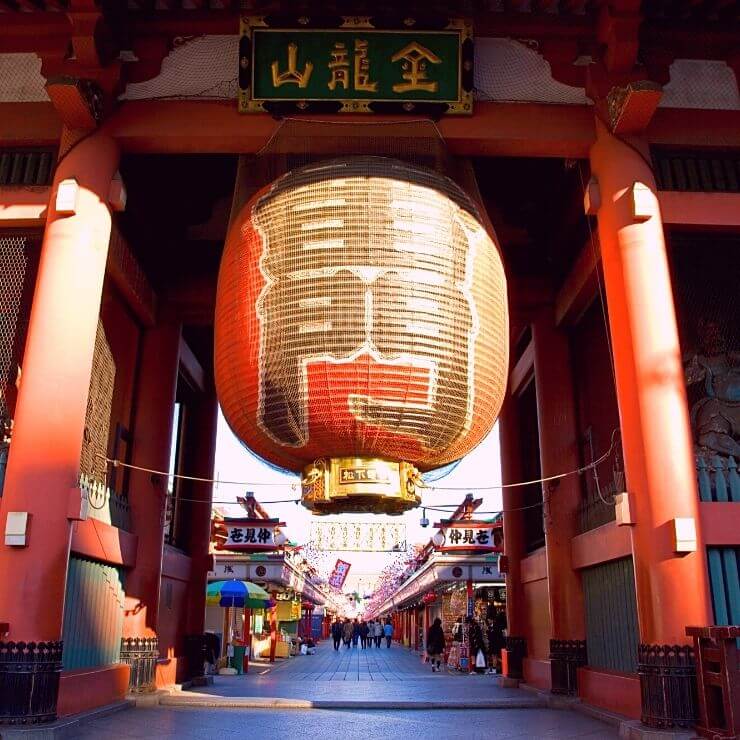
(79, 320, 116, 483)
(0, 233, 39, 428)
(215, 155, 508, 473)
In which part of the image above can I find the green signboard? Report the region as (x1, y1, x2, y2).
(238, 16, 473, 115)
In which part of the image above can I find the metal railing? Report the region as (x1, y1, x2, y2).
(79, 474, 132, 531)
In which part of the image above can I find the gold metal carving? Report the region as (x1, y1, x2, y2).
(271, 42, 314, 88)
(391, 42, 442, 93)
(301, 457, 422, 515)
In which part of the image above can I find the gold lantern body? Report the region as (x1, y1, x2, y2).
(215, 157, 508, 514)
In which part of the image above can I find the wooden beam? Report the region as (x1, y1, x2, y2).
(648, 107, 740, 149)
(554, 235, 600, 327)
(509, 337, 535, 397)
(102, 100, 597, 158)
(179, 335, 205, 393)
(0, 185, 49, 225)
(659, 191, 740, 228)
(0, 103, 61, 145)
(164, 273, 216, 326)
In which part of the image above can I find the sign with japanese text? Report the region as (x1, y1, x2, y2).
(328, 559, 351, 589)
(238, 16, 473, 115)
(216, 517, 285, 552)
(309, 521, 406, 552)
(433, 520, 500, 553)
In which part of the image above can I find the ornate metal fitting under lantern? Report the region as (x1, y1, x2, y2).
(301, 457, 421, 515)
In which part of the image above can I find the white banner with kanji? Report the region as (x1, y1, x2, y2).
(436, 526, 496, 552)
(216, 518, 283, 552)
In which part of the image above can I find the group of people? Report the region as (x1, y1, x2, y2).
(453, 613, 506, 674)
(331, 618, 394, 650)
(426, 612, 506, 674)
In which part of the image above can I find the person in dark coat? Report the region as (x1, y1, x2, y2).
(359, 620, 370, 649)
(342, 618, 353, 648)
(486, 615, 505, 674)
(467, 617, 486, 673)
(351, 619, 361, 648)
(426, 617, 446, 672)
(331, 619, 343, 651)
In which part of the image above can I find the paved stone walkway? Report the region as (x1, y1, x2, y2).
(174, 641, 530, 703)
(74, 706, 620, 739)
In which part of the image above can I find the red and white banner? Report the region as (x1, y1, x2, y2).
(328, 559, 351, 589)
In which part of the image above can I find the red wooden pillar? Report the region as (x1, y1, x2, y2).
(184, 391, 219, 637)
(532, 312, 585, 641)
(0, 131, 119, 641)
(269, 591, 278, 662)
(244, 607, 251, 673)
(499, 395, 526, 639)
(590, 121, 712, 644)
(122, 322, 181, 641)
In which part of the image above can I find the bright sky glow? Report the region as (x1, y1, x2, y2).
(212, 408, 503, 597)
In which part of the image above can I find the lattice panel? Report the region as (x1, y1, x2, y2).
(79, 320, 116, 483)
(215, 156, 509, 472)
(0, 233, 38, 426)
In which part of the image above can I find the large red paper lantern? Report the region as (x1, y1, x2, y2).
(215, 157, 508, 513)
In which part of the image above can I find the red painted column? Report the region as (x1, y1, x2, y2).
(184, 391, 219, 637)
(0, 131, 118, 640)
(269, 591, 278, 662)
(122, 323, 181, 640)
(499, 396, 525, 639)
(532, 311, 586, 641)
(590, 121, 712, 644)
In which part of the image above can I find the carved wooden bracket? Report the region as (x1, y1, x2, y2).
(45, 76, 104, 130)
(605, 80, 662, 135)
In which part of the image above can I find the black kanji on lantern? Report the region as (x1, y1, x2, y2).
(475, 530, 490, 544)
(245, 528, 257, 543)
(462, 529, 474, 543)
(229, 528, 245, 543)
(257, 528, 271, 543)
(449, 529, 462, 544)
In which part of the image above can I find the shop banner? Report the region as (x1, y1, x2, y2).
(215, 517, 285, 552)
(328, 559, 351, 588)
(433, 520, 500, 553)
(310, 521, 406, 552)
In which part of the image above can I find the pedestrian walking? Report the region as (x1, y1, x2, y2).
(373, 620, 383, 647)
(352, 619, 360, 648)
(426, 617, 445, 672)
(331, 618, 343, 651)
(383, 619, 394, 648)
(342, 618, 352, 648)
(360, 620, 369, 649)
(486, 614, 505, 674)
(467, 617, 486, 674)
